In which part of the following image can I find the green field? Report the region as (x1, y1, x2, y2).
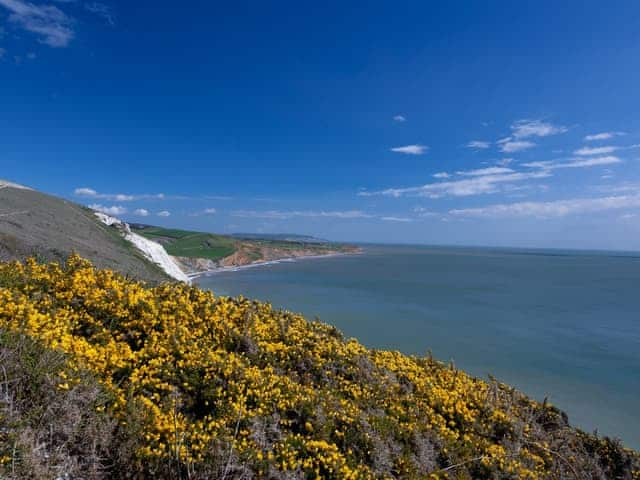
(132, 226, 237, 260)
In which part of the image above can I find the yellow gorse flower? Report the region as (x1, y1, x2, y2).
(0, 255, 637, 480)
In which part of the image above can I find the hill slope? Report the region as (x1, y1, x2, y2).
(0, 256, 637, 479)
(0, 181, 169, 283)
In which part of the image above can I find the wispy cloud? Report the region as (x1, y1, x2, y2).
(450, 194, 640, 218)
(595, 182, 640, 194)
(494, 120, 566, 153)
(432, 172, 450, 179)
(522, 155, 622, 170)
(84, 1, 114, 25)
(573, 146, 619, 156)
(498, 139, 536, 153)
(89, 204, 126, 216)
(584, 131, 626, 141)
(157, 210, 171, 217)
(574, 144, 639, 156)
(202, 195, 233, 201)
(74, 187, 165, 201)
(412, 206, 438, 217)
(511, 119, 568, 139)
(381, 216, 413, 222)
(390, 144, 428, 155)
(393, 114, 406, 122)
(188, 207, 217, 217)
(360, 170, 550, 198)
(133, 208, 149, 217)
(231, 210, 374, 219)
(0, 0, 74, 47)
(466, 140, 490, 149)
(456, 166, 514, 177)
(497, 158, 514, 166)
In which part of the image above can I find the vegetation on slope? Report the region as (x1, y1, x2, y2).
(131, 225, 237, 260)
(0, 256, 638, 480)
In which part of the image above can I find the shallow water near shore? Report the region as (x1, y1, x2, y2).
(197, 244, 640, 449)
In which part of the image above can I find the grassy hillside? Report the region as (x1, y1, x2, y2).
(1, 256, 638, 480)
(131, 225, 237, 260)
(0, 183, 169, 283)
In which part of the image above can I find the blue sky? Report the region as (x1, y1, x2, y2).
(2, 1, 640, 250)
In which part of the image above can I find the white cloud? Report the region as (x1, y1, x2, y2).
(231, 210, 374, 219)
(133, 208, 149, 217)
(523, 155, 622, 170)
(450, 194, 640, 218)
(498, 139, 536, 153)
(573, 146, 618, 156)
(157, 210, 171, 217)
(381, 216, 413, 222)
(203, 207, 217, 214)
(433, 172, 450, 179)
(584, 131, 626, 141)
(456, 166, 514, 177)
(74, 187, 165, 201)
(390, 144, 428, 155)
(362, 170, 551, 198)
(0, 0, 74, 47)
(511, 119, 568, 138)
(466, 140, 490, 149)
(74, 187, 97, 196)
(89, 204, 127, 216)
(393, 114, 406, 122)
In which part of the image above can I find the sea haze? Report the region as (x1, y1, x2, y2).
(197, 244, 640, 449)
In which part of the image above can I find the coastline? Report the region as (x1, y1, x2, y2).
(188, 250, 360, 280)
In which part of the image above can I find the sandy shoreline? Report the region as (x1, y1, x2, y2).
(188, 251, 360, 280)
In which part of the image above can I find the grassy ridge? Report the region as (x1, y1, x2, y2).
(132, 226, 237, 260)
(1, 256, 638, 480)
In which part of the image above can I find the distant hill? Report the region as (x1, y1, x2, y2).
(0, 180, 169, 283)
(231, 232, 330, 243)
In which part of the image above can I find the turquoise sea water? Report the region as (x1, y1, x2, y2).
(196, 245, 640, 449)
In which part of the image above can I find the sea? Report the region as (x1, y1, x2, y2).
(196, 244, 640, 449)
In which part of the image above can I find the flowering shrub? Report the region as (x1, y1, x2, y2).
(0, 256, 638, 479)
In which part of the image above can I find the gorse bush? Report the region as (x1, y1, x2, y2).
(0, 331, 118, 478)
(0, 255, 638, 479)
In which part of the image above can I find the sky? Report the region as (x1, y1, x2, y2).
(2, 1, 640, 250)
